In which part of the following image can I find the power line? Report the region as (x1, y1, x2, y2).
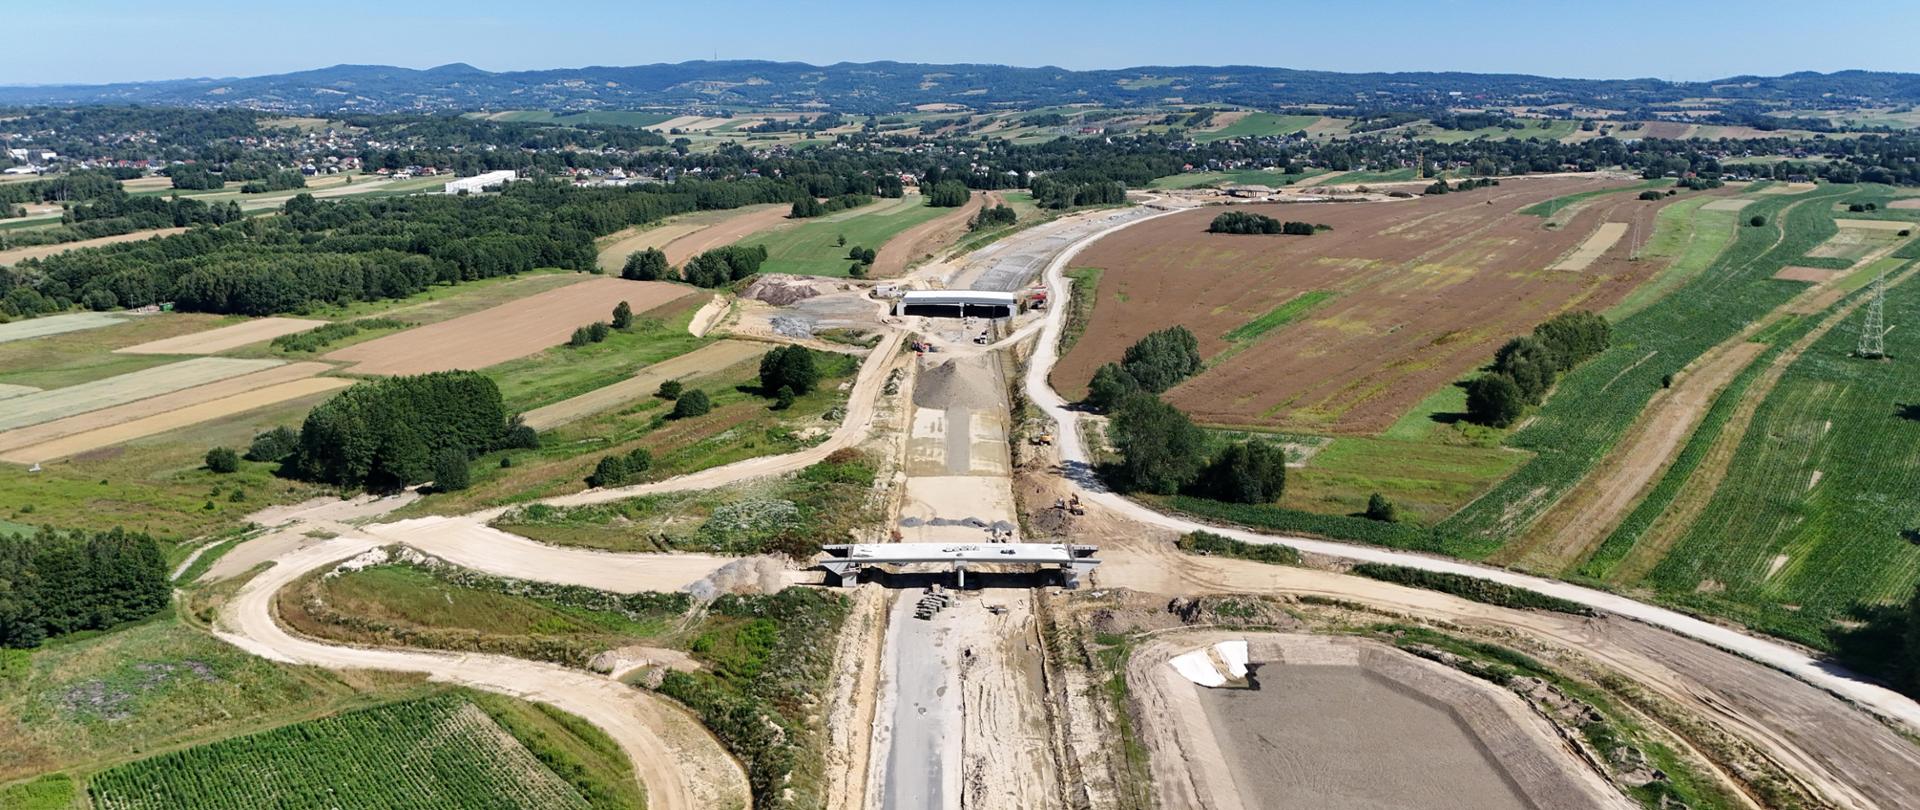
(1858, 265, 1889, 359)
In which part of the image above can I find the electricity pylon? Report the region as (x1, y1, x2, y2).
(1858, 267, 1889, 359)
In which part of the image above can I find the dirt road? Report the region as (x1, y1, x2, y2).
(214, 535, 752, 810)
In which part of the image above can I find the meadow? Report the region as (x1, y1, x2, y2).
(739, 195, 951, 277)
(1193, 113, 1323, 142)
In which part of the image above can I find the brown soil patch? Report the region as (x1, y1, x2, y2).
(1773, 266, 1838, 283)
(324, 278, 691, 375)
(660, 205, 791, 266)
(1055, 176, 1681, 432)
(595, 222, 708, 273)
(1888, 198, 1920, 210)
(115, 317, 328, 355)
(0, 361, 333, 456)
(870, 192, 993, 278)
(0, 227, 188, 266)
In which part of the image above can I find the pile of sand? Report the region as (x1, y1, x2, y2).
(912, 358, 1004, 411)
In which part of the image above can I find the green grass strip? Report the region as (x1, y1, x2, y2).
(1223, 290, 1334, 343)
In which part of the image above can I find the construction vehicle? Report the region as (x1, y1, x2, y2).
(1029, 432, 1053, 446)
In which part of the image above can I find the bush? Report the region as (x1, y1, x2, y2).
(585, 448, 654, 488)
(1194, 440, 1286, 504)
(500, 417, 541, 450)
(612, 301, 633, 330)
(1750, 214, 1767, 227)
(672, 389, 713, 418)
(1465, 374, 1524, 428)
(204, 446, 240, 473)
(656, 380, 684, 400)
(1109, 393, 1207, 494)
(683, 244, 769, 287)
(431, 448, 470, 492)
(622, 248, 670, 281)
(759, 345, 819, 395)
(1638, 190, 1666, 201)
(245, 425, 300, 462)
(1365, 493, 1398, 522)
(568, 326, 592, 347)
(1176, 530, 1301, 565)
(774, 385, 796, 411)
(970, 204, 1016, 230)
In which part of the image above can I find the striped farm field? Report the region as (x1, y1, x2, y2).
(116, 317, 327, 355)
(87, 695, 592, 810)
(0, 312, 125, 344)
(3, 376, 350, 463)
(0, 361, 333, 456)
(0, 357, 283, 432)
(1632, 269, 1920, 645)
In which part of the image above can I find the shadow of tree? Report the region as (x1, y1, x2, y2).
(1827, 600, 1917, 698)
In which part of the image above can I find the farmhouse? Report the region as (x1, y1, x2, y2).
(894, 290, 1017, 319)
(443, 169, 517, 194)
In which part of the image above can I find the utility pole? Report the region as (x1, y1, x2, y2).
(1859, 266, 1890, 359)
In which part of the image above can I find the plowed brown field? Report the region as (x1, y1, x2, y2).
(870, 192, 993, 278)
(324, 278, 691, 375)
(1055, 176, 1695, 432)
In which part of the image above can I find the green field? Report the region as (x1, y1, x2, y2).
(739, 195, 950, 277)
(1441, 183, 1865, 557)
(1282, 435, 1527, 525)
(1146, 168, 1329, 189)
(1193, 113, 1322, 143)
(1606, 197, 1741, 318)
(1421, 119, 1580, 143)
(1221, 290, 1336, 345)
(87, 695, 601, 810)
(1318, 167, 1420, 184)
(1630, 267, 1920, 646)
(485, 301, 711, 412)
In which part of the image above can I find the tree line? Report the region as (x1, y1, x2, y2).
(1207, 211, 1324, 235)
(0, 527, 169, 648)
(1466, 310, 1612, 427)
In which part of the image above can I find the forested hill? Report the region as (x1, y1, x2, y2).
(5, 60, 1920, 114)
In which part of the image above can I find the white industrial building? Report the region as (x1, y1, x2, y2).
(444, 170, 517, 195)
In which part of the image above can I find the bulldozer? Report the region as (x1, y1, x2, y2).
(1029, 432, 1053, 446)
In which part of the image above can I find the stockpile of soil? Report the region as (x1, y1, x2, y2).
(742, 275, 823, 306)
(912, 357, 1004, 411)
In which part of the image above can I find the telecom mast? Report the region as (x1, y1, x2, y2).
(1858, 266, 1890, 359)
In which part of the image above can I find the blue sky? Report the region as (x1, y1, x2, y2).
(7, 0, 1918, 85)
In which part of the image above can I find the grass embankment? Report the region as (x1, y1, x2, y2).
(496, 452, 877, 554)
(739, 195, 949, 277)
(1059, 267, 1103, 356)
(288, 554, 848, 810)
(1606, 197, 1740, 318)
(85, 692, 634, 810)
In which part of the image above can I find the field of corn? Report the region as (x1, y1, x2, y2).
(88, 696, 591, 810)
(1440, 183, 1865, 554)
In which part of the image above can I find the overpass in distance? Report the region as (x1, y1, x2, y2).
(818, 542, 1100, 588)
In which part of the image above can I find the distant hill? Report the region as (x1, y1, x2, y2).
(3, 60, 1918, 114)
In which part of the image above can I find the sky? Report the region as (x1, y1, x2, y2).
(6, 0, 1918, 85)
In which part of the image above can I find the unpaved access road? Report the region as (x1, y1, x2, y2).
(870, 192, 992, 278)
(214, 535, 751, 810)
